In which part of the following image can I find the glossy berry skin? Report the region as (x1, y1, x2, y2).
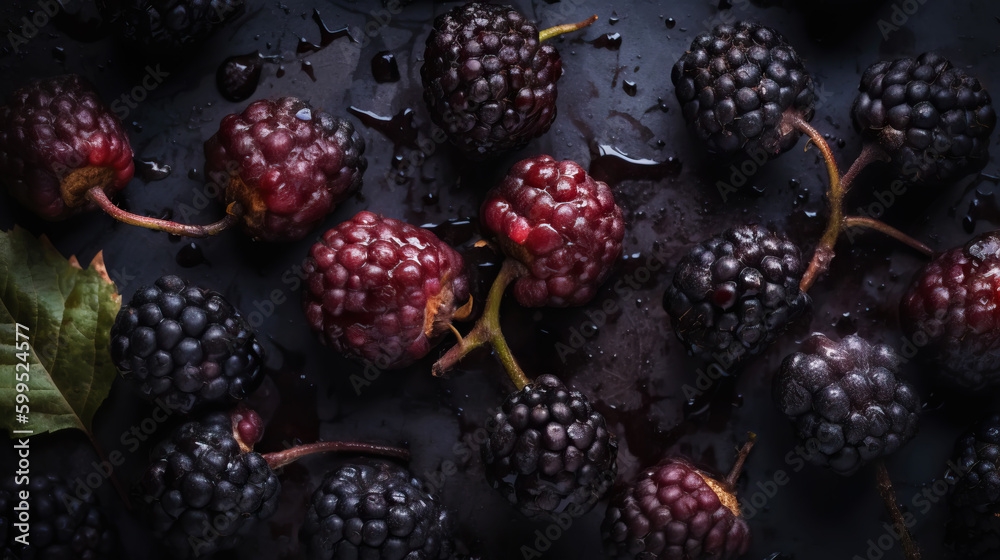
(100, 0, 245, 57)
(136, 408, 279, 559)
(852, 52, 996, 185)
(300, 460, 455, 560)
(774, 334, 920, 476)
(900, 231, 1000, 389)
(0, 74, 135, 220)
(204, 97, 367, 242)
(0, 475, 118, 559)
(481, 155, 625, 307)
(421, 2, 561, 158)
(482, 374, 617, 519)
(303, 211, 470, 369)
(603, 458, 750, 560)
(672, 21, 816, 158)
(109, 275, 265, 414)
(663, 224, 808, 370)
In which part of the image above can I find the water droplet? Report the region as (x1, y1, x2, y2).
(422, 192, 439, 205)
(623, 80, 637, 96)
(276, 65, 286, 78)
(609, 11, 620, 25)
(371, 51, 400, 83)
(176, 242, 207, 268)
(131, 121, 143, 133)
(301, 61, 316, 81)
(217, 51, 263, 102)
(347, 107, 419, 150)
(665, 17, 677, 29)
(296, 108, 312, 121)
(590, 32, 622, 51)
(588, 144, 683, 186)
(135, 158, 172, 181)
(52, 46, 66, 62)
(188, 168, 200, 180)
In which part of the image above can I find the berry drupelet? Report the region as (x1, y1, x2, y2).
(602, 438, 756, 560)
(0, 475, 118, 559)
(663, 224, 809, 369)
(0, 74, 134, 220)
(773, 334, 920, 475)
(482, 374, 617, 518)
(852, 52, 996, 185)
(109, 275, 265, 414)
(900, 231, 1000, 389)
(671, 21, 816, 158)
(303, 211, 471, 369)
(205, 97, 367, 241)
(481, 155, 625, 307)
(421, 3, 594, 158)
(300, 460, 455, 559)
(100, 0, 245, 58)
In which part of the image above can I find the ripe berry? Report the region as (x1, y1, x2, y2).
(602, 440, 755, 560)
(0, 74, 134, 220)
(421, 3, 565, 158)
(303, 211, 470, 369)
(204, 97, 367, 241)
(109, 275, 265, 414)
(947, 414, 1000, 556)
(482, 374, 617, 518)
(773, 333, 920, 475)
(663, 224, 809, 369)
(300, 460, 455, 559)
(0, 474, 118, 559)
(672, 21, 816, 158)
(852, 52, 996, 185)
(899, 231, 1000, 389)
(481, 155, 625, 307)
(135, 408, 279, 558)
(100, 0, 245, 58)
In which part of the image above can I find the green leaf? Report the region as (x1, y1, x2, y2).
(0, 226, 121, 437)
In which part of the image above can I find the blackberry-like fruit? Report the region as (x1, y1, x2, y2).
(300, 460, 455, 559)
(663, 224, 809, 369)
(0, 474, 118, 559)
(773, 333, 920, 475)
(947, 414, 1000, 556)
(481, 155, 625, 307)
(303, 211, 470, 369)
(852, 52, 996, 185)
(671, 21, 816, 158)
(136, 408, 279, 558)
(205, 97, 367, 242)
(421, 3, 568, 158)
(482, 374, 617, 518)
(900, 231, 1000, 389)
(951, 413, 1000, 507)
(100, 0, 245, 57)
(0, 74, 134, 220)
(109, 275, 264, 413)
(602, 438, 755, 560)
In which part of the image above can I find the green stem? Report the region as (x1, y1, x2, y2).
(539, 15, 598, 42)
(432, 258, 531, 390)
(87, 187, 238, 237)
(843, 216, 935, 257)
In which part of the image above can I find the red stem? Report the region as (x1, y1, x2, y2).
(87, 187, 237, 238)
(262, 441, 410, 470)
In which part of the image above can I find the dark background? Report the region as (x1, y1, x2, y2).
(2, 0, 999, 558)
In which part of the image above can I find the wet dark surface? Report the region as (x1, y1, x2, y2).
(2, 0, 1000, 558)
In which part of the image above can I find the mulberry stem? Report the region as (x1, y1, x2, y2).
(433, 259, 531, 390)
(87, 187, 237, 238)
(539, 15, 598, 42)
(263, 441, 410, 470)
(876, 461, 922, 560)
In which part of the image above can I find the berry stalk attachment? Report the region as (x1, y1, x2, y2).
(433, 258, 531, 388)
(538, 15, 598, 42)
(876, 461, 922, 560)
